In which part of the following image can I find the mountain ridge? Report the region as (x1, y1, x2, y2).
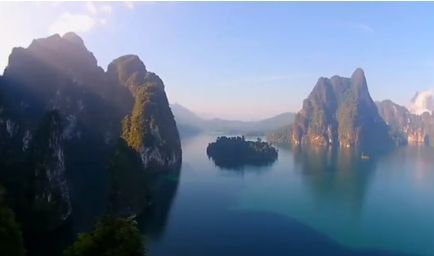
(0, 32, 182, 233)
(376, 99, 434, 146)
(171, 103, 295, 135)
(268, 68, 393, 151)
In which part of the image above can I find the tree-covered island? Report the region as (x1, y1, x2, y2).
(206, 136, 278, 169)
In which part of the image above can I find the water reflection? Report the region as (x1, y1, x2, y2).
(210, 159, 276, 175)
(383, 146, 434, 179)
(148, 134, 434, 256)
(291, 145, 380, 212)
(207, 147, 277, 172)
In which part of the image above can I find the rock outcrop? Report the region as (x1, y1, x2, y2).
(108, 55, 182, 171)
(1, 33, 113, 231)
(30, 111, 71, 231)
(377, 99, 434, 146)
(282, 68, 392, 151)
(0, 33, 182, 231)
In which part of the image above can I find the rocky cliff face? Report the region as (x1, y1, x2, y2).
(30, 111, 71, 231)
(0, 78, 23, 162)
(104, 55, 181, 217)
(108, 55, 182, 171)
(289, 68, 392, 151)
(0, 33, 112, 232)
(3, 33, 124, 143)
(377, 100, 434, 146)
(0, 33, 181, 230)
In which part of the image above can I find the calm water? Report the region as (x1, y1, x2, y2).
(144, 134, 434, 256)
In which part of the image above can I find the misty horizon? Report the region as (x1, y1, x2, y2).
(1, 2, 434, 120)
(2, 2, 434, 256)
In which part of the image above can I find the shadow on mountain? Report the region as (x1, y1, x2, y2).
(24, 219, 74, 256)
(137, 168, 181, 239)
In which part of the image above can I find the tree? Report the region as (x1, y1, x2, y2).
(0, 186, 26, 256)
(64, 216, 145, 256)
(206, 136, 278, 169)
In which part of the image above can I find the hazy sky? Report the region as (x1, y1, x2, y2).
(1, 2, 434, 120)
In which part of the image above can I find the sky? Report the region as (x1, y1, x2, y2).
(0, 2, 434, 120)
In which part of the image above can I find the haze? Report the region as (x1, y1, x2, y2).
(1, 2, 434, 120)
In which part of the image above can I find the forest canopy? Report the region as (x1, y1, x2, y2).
(206, 136, 278, 169)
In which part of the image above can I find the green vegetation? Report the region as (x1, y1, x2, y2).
(0, 187, 25, 256)
(0, 110, 71, 234)
(0, 33, 183, 256)
(64, 216, 145, 256)
(377, 100, 434, 146)
(286, 69, 392, 151)
(121, 72, 181, 170)
(206, 136, 278, 168)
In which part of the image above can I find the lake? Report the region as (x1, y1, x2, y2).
(144, 133, 434, 256)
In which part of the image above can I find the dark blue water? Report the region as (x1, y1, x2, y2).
(145, 134, 434, 256)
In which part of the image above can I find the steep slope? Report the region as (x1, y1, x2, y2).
(287, 68, 392, 150)
(0, 32, 128, 234)
(0, 33, 182, 232)
(377, 100, 434, 145)
(29, 110, 71, 231)
(107, 139, 147, 217)
(108, 55, 182, 171)
(0, 76, 26, 164)
(3, 33, 127, 142)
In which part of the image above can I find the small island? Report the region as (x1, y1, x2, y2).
(206, 136, 278, 169)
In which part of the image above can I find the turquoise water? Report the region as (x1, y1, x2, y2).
(146, 134, 434, 256)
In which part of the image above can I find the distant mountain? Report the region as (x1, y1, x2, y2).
(170, 103, 295, 136)
(265, 124, 292, 144)
(268, 68, 392, 151)
(171, 103, 203, 124)
(377, 99, 434, 146)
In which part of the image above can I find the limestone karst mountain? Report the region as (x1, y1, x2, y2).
(108, 55, 182, 171)
(0, 32, 181, 232)
(377, 99, 434, 146)
(288, 68, 392, 151)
